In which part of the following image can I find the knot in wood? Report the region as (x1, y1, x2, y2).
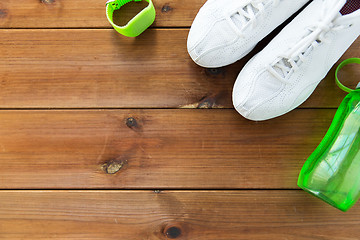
(0, 9, 8, 18)
(161, 4, 173, 13)
(164, 226, 182, 239)
(41, 0, 55, 4)
(103, 160, 125, 174)
(126, 117, 137, 128)
(205, 68, 225, 76)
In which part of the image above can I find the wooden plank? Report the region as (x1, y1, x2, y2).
(0, 190, 359, 239)
(0, 29, 358, 109)
(0, 0, 205, 28)
(0, 109, 338, 189)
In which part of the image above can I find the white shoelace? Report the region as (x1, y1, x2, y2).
(229, 0, 280, 35)
(269, 0, 349, 82)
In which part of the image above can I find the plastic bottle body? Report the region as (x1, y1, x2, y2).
(298, 90, 360, 211)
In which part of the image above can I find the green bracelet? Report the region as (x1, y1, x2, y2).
(106, 0, 156, 37)
(335, 57, 360, 92)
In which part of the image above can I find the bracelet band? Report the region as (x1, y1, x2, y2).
(106, 0, 156, 37)
(335, 58, 360, 92)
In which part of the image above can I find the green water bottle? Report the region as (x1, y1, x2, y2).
(298, 58, 360, 212)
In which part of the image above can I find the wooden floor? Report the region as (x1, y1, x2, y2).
(0, 0, 359, 239)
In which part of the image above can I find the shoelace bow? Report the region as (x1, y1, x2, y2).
(229, 0, 280, 35)
(269, 0, 349, 82)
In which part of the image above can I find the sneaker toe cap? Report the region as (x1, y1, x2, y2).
(233, 68, 285, 121)
(187, 18, 239, 67)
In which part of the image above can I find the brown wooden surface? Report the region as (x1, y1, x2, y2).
(0, 190, 359, 239)
(0, 29, 358, 109)
(1, 0, 360, 239)
(0, 0, 205, 28)
(0, 109, 335, 189)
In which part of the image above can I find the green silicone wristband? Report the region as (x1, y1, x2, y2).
(335, 58, 360, 92)
(106, 0, 156, 37)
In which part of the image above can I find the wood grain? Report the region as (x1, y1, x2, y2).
(0, 190, 359, 239)
(0, 0, 205, 28)
(0, 29, 358, 109)
(0, 109, 338, 189)
(1, 0, 359, 238)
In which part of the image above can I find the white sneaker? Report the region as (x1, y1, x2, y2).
(187, 0, 310, 68)
(233, 0, 360, 121)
